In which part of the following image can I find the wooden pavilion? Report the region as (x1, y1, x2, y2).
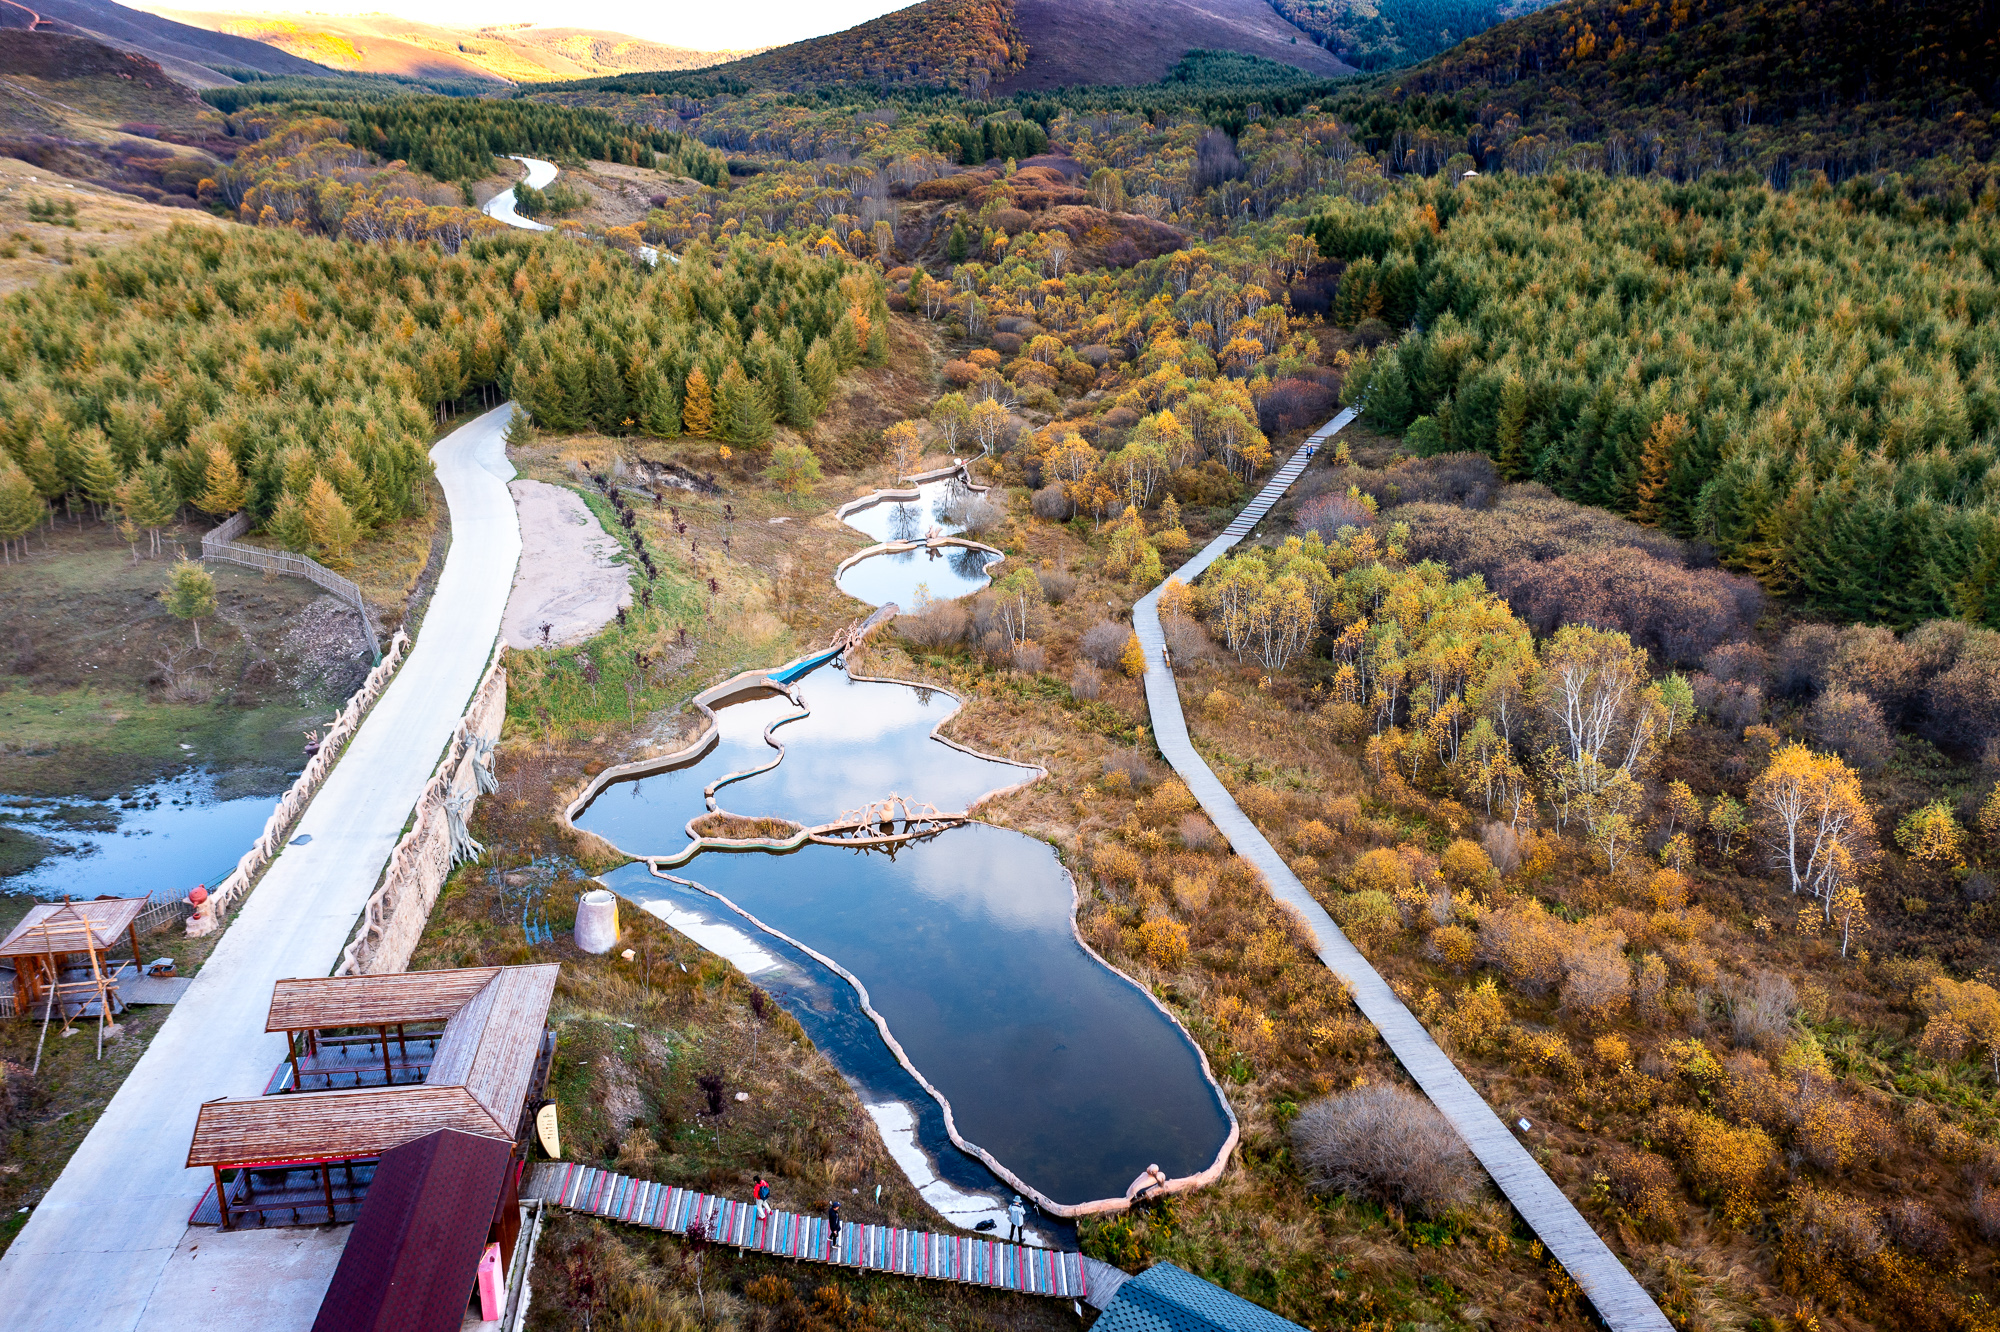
(0, 898, 146, 1029)
(187, 964, 558, 1231)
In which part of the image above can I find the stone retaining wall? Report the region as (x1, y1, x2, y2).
(188, 631, 411, 936)
(336, 658, 508, 975)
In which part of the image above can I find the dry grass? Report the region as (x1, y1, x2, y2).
(0, 158, 227, 296)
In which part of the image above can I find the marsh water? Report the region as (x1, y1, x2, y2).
(839, 478, 969, 545)
(1, 770, 282, 901)
(582, 655, 1232, 1210)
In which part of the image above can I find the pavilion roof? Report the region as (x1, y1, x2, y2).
(264, 967, 504, 1032)
(0, 899, 145, 959)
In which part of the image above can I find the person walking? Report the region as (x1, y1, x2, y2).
(752, 1176, 771, 1242)
(825, 1198, 842, 1257)
(1006, 1195, 1026, 1245)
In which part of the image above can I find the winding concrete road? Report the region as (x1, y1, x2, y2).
(0, 408, 524, 1331)
(1132, 414, 1673, 1332)
(484, 155, 557, 232)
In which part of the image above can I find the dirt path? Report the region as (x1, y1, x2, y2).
(501, 478, 633, 648)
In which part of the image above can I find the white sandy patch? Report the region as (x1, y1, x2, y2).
(501, 479, 633, 649)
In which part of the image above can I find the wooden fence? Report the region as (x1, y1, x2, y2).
(200, 513, 380, 657)
(187, 631, 412, 936)
(336, 658, 509, 976)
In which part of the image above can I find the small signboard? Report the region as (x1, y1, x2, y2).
(536, 1102, 561, 1159)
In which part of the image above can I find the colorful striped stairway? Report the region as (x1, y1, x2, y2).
(524, 1163, 1092, 1301)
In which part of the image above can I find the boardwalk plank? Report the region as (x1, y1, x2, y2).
(1131, 414, 1673, 1332)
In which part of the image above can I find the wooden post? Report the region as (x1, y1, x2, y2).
(379, 1025, 393, 1086)
(321, 1162, 335, 1223)
(126, 921, 142, 966)
(287, 1031, 303, 1093)
(396, 1022, 408, 1065)
(214, 1166, 230, 1230)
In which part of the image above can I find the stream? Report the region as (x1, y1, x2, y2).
(574, 476, 1234, 1221)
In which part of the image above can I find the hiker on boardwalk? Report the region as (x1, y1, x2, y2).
(826, 1198, 842, 1254)
(1007, 1195, 1026, 1244)
(753, 1176, 771, 1238)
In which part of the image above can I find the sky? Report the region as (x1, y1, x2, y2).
(139, 0, 918, 51)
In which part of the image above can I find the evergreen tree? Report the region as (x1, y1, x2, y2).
(716, 361, 772, 444)
(682, 367, 716, 437)
(803, 339, 839, 407)
(1494, 376, 1530, 479)
(193, 445, 250, 517)
(0, 462, 44, 562)
(160, 558, 217, 648)
(1364, 355, 1414, 432)
(77, 430, 123, 521)
(1633, 413, 1687, 528)
(947, 222, 970, 263)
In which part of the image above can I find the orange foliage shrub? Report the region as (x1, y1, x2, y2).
(1655, 1106, 1776, 1228)
(1092, 842, 1141, 885)
(1441, 976, 1508, 1052)
(1292, 819, 1339, 857)
(1602, 1149, 1683, 1238)
(1138, 917, 1190, 970)
(1428, 923, 1476, 971)
(1438, 838, 1495, 891)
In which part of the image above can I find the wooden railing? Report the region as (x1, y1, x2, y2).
(200, 513, 380, 657)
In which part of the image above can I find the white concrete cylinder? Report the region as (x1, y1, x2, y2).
(575, 888, 619, 954)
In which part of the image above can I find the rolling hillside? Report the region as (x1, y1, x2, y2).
(597, 0, 1354, 97)
(1, 0, 324, 84)
(1267, 0, 1560, 71)
(140, 10, 757, 86)
(1387, 0, 1999, 185)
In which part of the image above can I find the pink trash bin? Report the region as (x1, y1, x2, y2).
(476, 1242, 504, 1321)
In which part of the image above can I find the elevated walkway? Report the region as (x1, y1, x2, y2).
(1131, 415, 1673, 1332)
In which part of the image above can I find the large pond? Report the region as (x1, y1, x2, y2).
(609, 829, 1230, 1209)
(1, 769, 281, 901)
(574, 663, 1035, 845)
(580, 655, 1233, 1212)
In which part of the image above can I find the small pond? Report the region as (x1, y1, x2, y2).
(0, 769, 283, 900)
(839, 477, 970, 545)
(835, 544, 1000, 608)
(609, 827, 1233, 1209)
(574, 662, 1034, 845)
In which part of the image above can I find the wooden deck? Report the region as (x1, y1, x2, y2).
(526, 1163, 1091, 1301)
(1131, 414, 1674, 1332)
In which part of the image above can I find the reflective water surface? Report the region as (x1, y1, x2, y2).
(574, 663, 1035, 847)
(835, 543, 1000, 608)
(840, 478, 969, 545)
(615, 828, 1232, 1208)
(2, 770, 283, 901)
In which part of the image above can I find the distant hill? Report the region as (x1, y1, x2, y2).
(607, 0, 1352, 97)
(997, 0, 1350, 92)
(0, 26, 215, 130)
(1266, 0, 1559, 71)
(2, 0, 325, 85)
(1386, 0, 1999, 186)
(141, 10, 757, 86)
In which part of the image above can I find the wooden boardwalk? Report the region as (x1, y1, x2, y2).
(1132, 412, 1673, 1332)
(525, 1163, 1092, 1301)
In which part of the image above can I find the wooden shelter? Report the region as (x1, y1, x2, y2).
(0, 898, 145, 1031)
(187, 964, 558, 1230)
(310, 1129, 518, 1332)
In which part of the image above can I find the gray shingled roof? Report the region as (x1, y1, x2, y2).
(1091, 1263, 1305, 1332)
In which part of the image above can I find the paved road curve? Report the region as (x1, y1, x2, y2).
(1132, 412, 1674, 1332)
(483, 155, 557, 232)
(0, 407, 524, 1331)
